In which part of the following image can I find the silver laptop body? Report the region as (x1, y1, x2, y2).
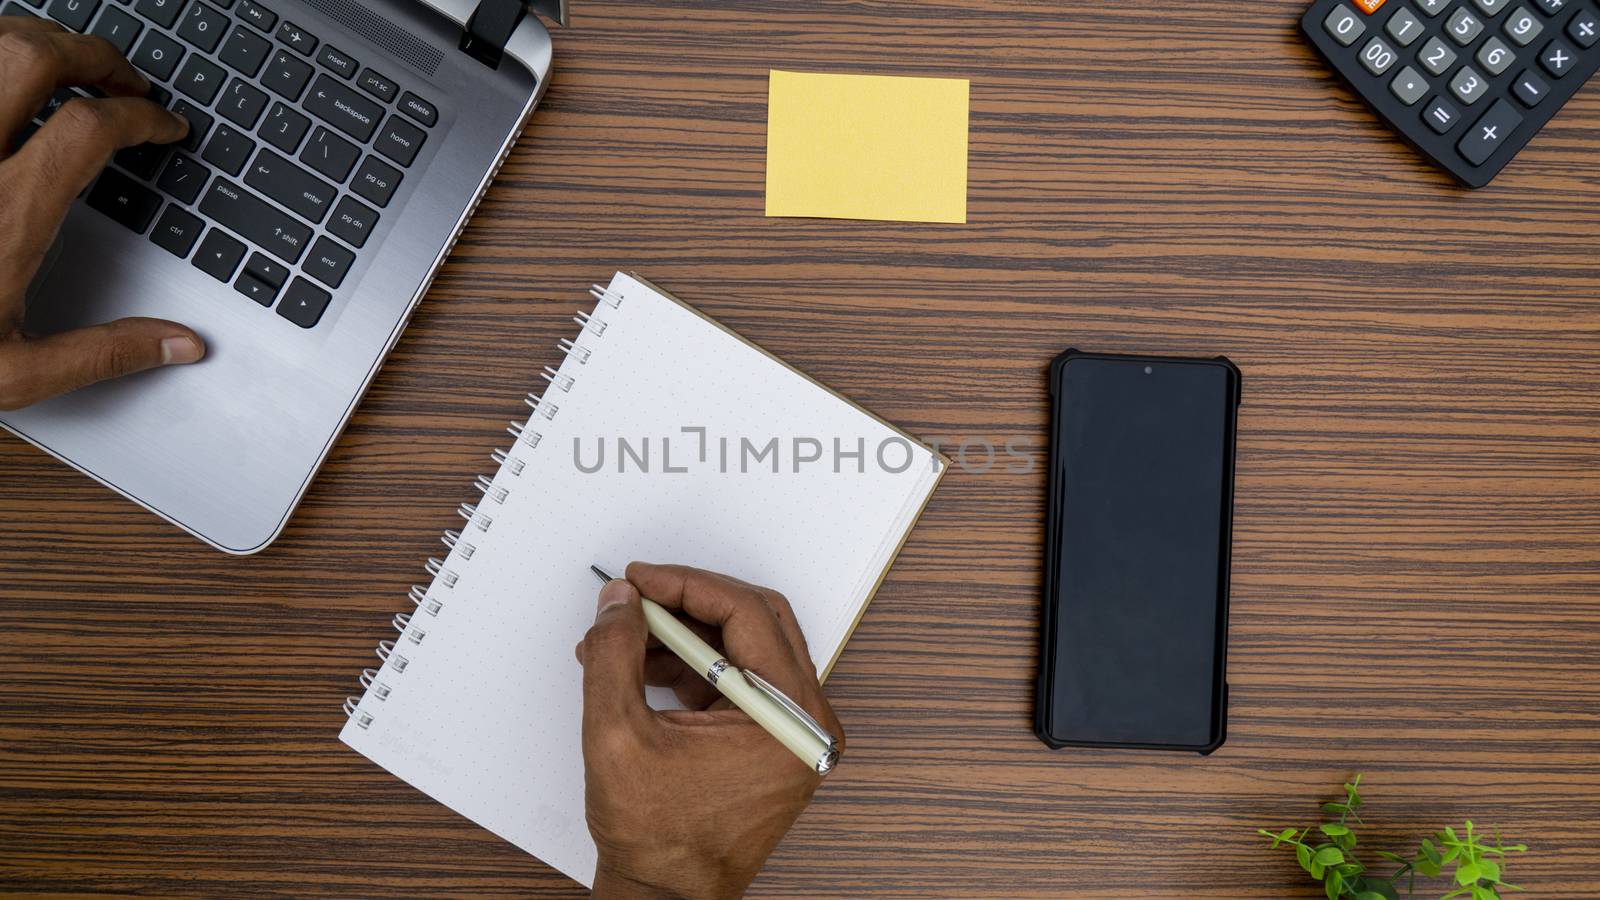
(0, 0, 556, 553)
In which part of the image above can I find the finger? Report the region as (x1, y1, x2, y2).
(3, 95, 186, 263)
(0, 28, 151, 143)
(642, 648, 722, 710)
(0, 317, 203, 411)
(711, 572, 815, 677)
(578, 579, 654, 732)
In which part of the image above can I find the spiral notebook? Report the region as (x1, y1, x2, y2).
(338, 272, 945, 886)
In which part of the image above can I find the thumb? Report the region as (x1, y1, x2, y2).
(579, 579, 651, 729)
(0, 317, 204, 411)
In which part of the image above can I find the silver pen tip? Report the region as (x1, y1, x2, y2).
(590, 565, 614, 584)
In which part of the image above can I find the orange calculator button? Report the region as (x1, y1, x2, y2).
(1354, 0, 1388, 13)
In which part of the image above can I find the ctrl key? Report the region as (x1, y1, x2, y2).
(277, 277, 331, 329)
(1457, 99, 1522, 166)
(150, 204, 204, 257)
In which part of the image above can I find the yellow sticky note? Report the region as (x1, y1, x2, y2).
(765, 70, 969, 224)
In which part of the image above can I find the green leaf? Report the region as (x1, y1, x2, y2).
(1335, 831, 1357, 851)
(1315, 847, 1346, 866)
(1418, 858, 1442, 878)
(1457, 861, 1482, 885)
(1311, 861, 1326, 881)
(1356, 894, 1389, 900)
(1298, 843, 1313, 872)
(1474, 887, 1498, 900)
(1422, 839, 1443, 866)
(1326, 871, 1344, 900)
(1375, 850, 1406, 864)
(1323, 802, 1349, 815)
(1479, 859, 1501, 883)
(1321, 823, 1351, 837)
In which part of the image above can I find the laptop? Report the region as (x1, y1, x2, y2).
(0, 0, 562, 553)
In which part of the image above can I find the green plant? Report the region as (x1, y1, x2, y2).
(1257, 774, 1528, 900)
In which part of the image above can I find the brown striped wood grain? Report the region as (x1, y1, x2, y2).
(4, 0, 1599, 896)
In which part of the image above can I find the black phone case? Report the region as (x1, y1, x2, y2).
(1033, 349, 1241, 755)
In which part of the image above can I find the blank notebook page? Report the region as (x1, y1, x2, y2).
(340, 272, 943, 886)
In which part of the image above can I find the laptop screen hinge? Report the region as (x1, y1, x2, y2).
(460, 0, 566, 69)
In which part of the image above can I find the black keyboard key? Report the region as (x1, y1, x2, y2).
(131, 0, 180, 27)
(39, 87, 78, 120)
(373, 114, 424, 166)
(200, 122, 253, 174)
(244, 251, 287, 287)
(303, 235, 353, 289)
(47, 0, 98, 30)
(149, 203, 203, 256)
(261, 101, 308, 152)
(396, 91, 436, 127)
(276, 277, 330, 328)
(275, 18, 314, 54)
(218, 77, 267, 127)
(216, 24, 269, 75)
(326, 195, 376, 248)
(87, 5, 141, 52)
(198, 177, 311, 261)
(11, 120, 40, 147)
(316, 44, 357, 78)
(129, 29, 183, 79)
(1539, 37, 1577, 77)
(1457, 98, 1523, 165)
(192, 227, 245, 280)
(243, 147, 335, 222)
(146, 83, 171, 106)
(155, 151, 207, 203)
(1423, 96, 1460, 133)
(299, 125, 357, 181)
(354, 67, 396, 102)
(234, 0, 271, 30)
(303, 74, 381, 142)
(114, 141, 167, 178)
(171, 98, 211, 151)
(174, 53, 225, 104)
(233, 271, 277, 305)
(2, 2, 40, 16)
(86, 169, 162, 232)
(262, 47, 311, 100)
(1570, 9, 1600, 48)
(1513, 69, 1550, 106)
(350, 155, 399, 207)
(176, 0, 226, 51)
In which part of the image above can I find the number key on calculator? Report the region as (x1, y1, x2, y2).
(1302, 0, 1600, 186)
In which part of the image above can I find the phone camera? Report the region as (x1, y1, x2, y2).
(1143, 366, 1153, 375)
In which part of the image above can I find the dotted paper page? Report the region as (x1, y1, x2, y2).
(340, 273, 942, 886)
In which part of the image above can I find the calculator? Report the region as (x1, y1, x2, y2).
(1302, 0, 1600, 186)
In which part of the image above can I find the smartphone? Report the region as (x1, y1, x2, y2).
(1035, 350, 1241, 753)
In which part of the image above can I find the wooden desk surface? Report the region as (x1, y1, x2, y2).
(4, 1, 1598, 896)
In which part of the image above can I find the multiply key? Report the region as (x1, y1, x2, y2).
(303, 74, 381, 142)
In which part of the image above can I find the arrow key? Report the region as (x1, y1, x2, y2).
(276, 277, 331, 328)
(233, 271, 279, 306)
(192, 229, 246, 282)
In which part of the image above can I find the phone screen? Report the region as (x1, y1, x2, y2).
(1044, 356, 1236, 748)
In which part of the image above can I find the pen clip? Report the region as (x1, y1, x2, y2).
(742, 668, 839, 758)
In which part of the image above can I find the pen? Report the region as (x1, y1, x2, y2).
(590, 565, 840, 775)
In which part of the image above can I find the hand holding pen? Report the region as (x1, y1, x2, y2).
(576, 562, 846, 900)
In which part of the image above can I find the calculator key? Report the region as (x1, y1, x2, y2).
(1352, 0, 1386, 13)
(1323, 4, 1367, 44)
(86, 169, 161, 232)
(1477, 36, 1517, 74)
(303, 74, 382, 141)
(275, 19, 315, 54)
(1456, 98, 1521, 165)
(200, 122, 254, 174)
(217, 24, 269, 75)
(233, 271, 278, 305)
(155, 151, 207, 203)
(131, 0, 180, 28)
(1446, 7, 1484, 44)
(1418, 36, 1458, 74)
(1567, 9, 1599, 47)
(87, 5, 142, 53)
(235, 0, 272, 31)
(1470, 0, 1510, 14)
(304, 236, 353, 289)
(47, 0, 99, 32)
(192, 228, 245, 281)
(177, 1, 227, 52)
(374, 115, 424, 166)
(174, 53, 225, 104)
(355, 67, 397, 102)
(1512, 68, 1549, 104)
(1385, 6, 1424, 45)
(261, 101, 309, 152)
(219, 77, 268, 127)
(350, 155, 400, 207)
(1389, 65, 1430, 104)
(397, 91, 436, 127)
(263, 47, 312, 99)
(326, 195, 376, 248)
(1539, 37, 1576, 75)
(245, 252, 288, 288)
(129, 30, 183, 79)
(1450, 65, 1490, 103)
(1415, 0, 1449, 15)
(149, 204, 203, 257)
(1503, 6, 1543, 44)
(300, 125, 358, 181)
(317, 44, 358, 78)
(171, 99, 211, 151)
(1359, 36, 1399, 74)
(1533, 0, 1567, 14)
(1423, 95, 1461, 132)
(277, 277, 330, 328)
(244, 147, 336, 223)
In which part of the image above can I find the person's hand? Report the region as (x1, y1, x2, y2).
(576, 562, 844, 900)
(0, 17, 202, 411)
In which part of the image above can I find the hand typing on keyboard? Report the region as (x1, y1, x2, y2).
(0, 16, 202, 410)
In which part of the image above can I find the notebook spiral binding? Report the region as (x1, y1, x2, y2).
(341, 282, 626, 729)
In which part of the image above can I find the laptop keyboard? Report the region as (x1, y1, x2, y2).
(3, 0, 440, 329)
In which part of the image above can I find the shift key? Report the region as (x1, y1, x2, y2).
(245, 149, 336, 223)
(199, 177, 313, 263)
(303, 74, 381, 142)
